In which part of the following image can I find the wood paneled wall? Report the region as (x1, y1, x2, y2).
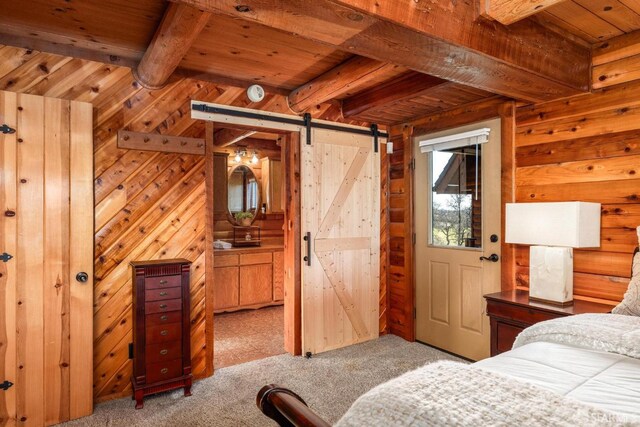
(0, 43, 380, 402)
(384, 129, 414, 340)
(514, 76, 640, 304)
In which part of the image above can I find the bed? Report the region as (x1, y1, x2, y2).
(257, 312, 640, 426)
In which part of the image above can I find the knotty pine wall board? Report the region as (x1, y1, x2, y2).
(0, 44, 378, 402)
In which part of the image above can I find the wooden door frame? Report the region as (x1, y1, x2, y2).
(390, 98, 516, 342)
(205, 122, 303, 359)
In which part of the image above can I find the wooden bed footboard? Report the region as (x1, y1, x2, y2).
(257, 384, 331, 427)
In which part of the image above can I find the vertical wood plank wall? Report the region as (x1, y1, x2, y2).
(0, 44, 373, 402)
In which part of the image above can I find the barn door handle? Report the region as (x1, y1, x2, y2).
(303, 232, 311, 266)
(479, 254, 499, 262)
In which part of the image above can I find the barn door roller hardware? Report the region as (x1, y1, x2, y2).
(0, 252, 13, 263)
(0, 380, 13, 391)
(192, 104, 388, 152)
(0, 124, 15, 134)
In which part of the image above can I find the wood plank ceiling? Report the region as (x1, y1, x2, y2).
(0, 0, 628, 125)
(538, 0, 640, 43)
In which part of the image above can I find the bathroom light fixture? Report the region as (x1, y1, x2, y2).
(233, 148, 259, 164)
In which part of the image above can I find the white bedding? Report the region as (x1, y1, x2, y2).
(337, 314, 640, 426)
(476, 341, 640, 417)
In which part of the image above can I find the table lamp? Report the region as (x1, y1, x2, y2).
(505, 202, 601, 305)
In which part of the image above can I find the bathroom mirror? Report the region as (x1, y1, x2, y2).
(227, 164, 261, 225)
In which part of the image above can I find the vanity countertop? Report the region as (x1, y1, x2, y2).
(214, 242, 284, 255)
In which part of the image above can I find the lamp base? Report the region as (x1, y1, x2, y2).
(528, 296, 574, 307)
(529, 246, 574, 305)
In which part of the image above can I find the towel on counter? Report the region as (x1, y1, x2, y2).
(214, 240, 232, 250)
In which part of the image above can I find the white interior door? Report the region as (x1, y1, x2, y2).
(301, 128, 381, 355)
(414, 119, 501, 361)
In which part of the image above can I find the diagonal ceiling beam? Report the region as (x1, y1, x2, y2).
(342, 71, 447, 118)
(175, 0, 590, 102)
(134, 2, 211, 89)
(287, 56, 399, 113)
(479, 0, 568, 25)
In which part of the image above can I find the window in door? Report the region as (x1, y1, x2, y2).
(429, 145, 482, 249)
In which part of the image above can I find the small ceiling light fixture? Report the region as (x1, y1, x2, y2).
(233, 148, 259, 164)
(247, 84, 265, 103)
(235, 5, 251, 12)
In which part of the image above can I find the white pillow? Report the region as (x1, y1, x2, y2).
(612, 226, 640, 316)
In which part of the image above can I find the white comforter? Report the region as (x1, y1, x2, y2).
(337, 314, 640, 426)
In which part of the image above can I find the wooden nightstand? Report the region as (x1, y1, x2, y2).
(484, 290, 614, 356)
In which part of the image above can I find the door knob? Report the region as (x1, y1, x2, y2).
(76, 272, 89, 283)
(479, 254, 499, 262)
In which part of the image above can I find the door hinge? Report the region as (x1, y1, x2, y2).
(409, 158, 415, 170)
(413, 307, 417, 319)
(0, 124, 15, 135)
(0, 380, 13, 391)
(0, 252, 13, 263)
(129, 343, 134, 359)
(412, 233, 416, 245)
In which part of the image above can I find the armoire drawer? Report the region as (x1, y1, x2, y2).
(146, 341, 182, 364)
(146, 311, 182, 326)
(146, 323, 182, 344)
(145, 287, 181, 302)
(145, 298, 182, 314)
(146, 358, 183, 384)
(145, 274, 182, 290)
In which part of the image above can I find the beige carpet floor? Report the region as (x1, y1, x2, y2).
(63, 335, 460, 427)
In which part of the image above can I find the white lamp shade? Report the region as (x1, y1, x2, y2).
(505, 202, 601, 248)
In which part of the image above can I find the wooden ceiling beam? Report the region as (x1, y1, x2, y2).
(342, 72, 447, 118)
(176, 0, 590, 102)
(133, 2, 211, 89)
(479, 0, 568, 25)
(287, 56, 397, 113)
(213, 128, 257, 147)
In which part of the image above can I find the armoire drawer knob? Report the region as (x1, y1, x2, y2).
(160, 330, 168, 336)
(160, 368, 168, 374)
(160, 315, 168, 321)
(160, 349, 168, 355)
(160, 304, 167, 309)
(159, 291, 168, 296)
(159, 280, 168, 285)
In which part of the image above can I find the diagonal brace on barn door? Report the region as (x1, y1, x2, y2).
(313, 146, 372, 338)
(316, 147, 370, 239)
(316, 252, 369, 338)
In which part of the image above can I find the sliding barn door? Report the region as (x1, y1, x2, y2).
(0, 91, 93, 426)
(301, 129, 380, 355)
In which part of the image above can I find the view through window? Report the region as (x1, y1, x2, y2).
(430, 145, 482, 248)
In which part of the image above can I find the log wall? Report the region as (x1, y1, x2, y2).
(514, 78, 640, 304)
(0, 44, 374, 403)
